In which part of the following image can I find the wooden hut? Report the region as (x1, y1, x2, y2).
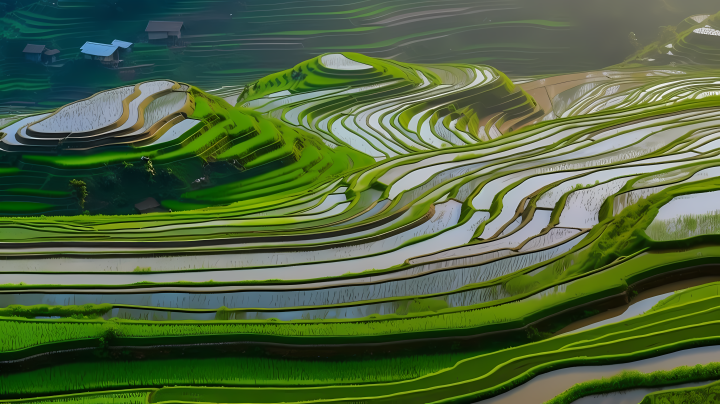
(145, 21, 184, 43)
(43, 49, 60, 64)
(111, 39, 133, 55)
(22, 44, 60, 64)
(134, 197, 165, 214)
(80, 42, 120, 66)
(22, 44, 45, 62)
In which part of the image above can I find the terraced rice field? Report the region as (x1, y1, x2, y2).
(1, 0, 715, 115)
(4, 10, 720, 403)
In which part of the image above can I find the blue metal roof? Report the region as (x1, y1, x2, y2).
(80, 42, 118, 57)
(111, 39, 133, 49)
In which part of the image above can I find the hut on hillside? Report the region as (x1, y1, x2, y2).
(134, 197, 166, 214)
(43, 48, 60, 64)
(80, 42, 120, 66)
(145, 21, 184, 44)
(22, 44, 60, 63)
(111, 39, 134, 55)
(22, 44, 45, 62)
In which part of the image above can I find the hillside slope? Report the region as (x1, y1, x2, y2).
(0, 81, 371, 215)
(239, 52, 541, 157)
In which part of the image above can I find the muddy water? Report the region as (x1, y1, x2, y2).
(572, 380, 714, 404)
(566, 291, 674, 334)
(475, 345, 720, 404)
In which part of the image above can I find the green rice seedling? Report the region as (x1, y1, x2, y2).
(647, 210, 720, 241)
(0, 353, 470, 396)
(0, 319, 109, 352)
(0, 304, 111, 319)
(0, 390, 151, 404)
(640, 379, 720, 404)
(648, 281, 720, 312)
(132, 267, 151, 273)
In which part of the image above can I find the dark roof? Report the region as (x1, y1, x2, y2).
(145, 21, 184, 32)
(23, 44, 46, 54)
(134, 197, 161, 212)
(43, 49, 60, 56)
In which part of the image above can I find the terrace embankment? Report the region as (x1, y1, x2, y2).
(474, 345, 720, 404)
(6, 261, 720, 374)
(4, 263, 719, 379)
(571, 381, 713, 404)
(557, 272, 720, 335)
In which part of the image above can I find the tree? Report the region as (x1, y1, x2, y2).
(69, 179, 88, 208)
(628, 32, 642, 50)
(145, 158, 156, 177)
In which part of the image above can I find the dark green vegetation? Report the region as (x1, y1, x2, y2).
(1, 0, 717, 114)
(0, 84, 368, 215)
(68, 179, 87, 208)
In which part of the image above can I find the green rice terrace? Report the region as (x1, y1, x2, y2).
(5, 3, 720, 404)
